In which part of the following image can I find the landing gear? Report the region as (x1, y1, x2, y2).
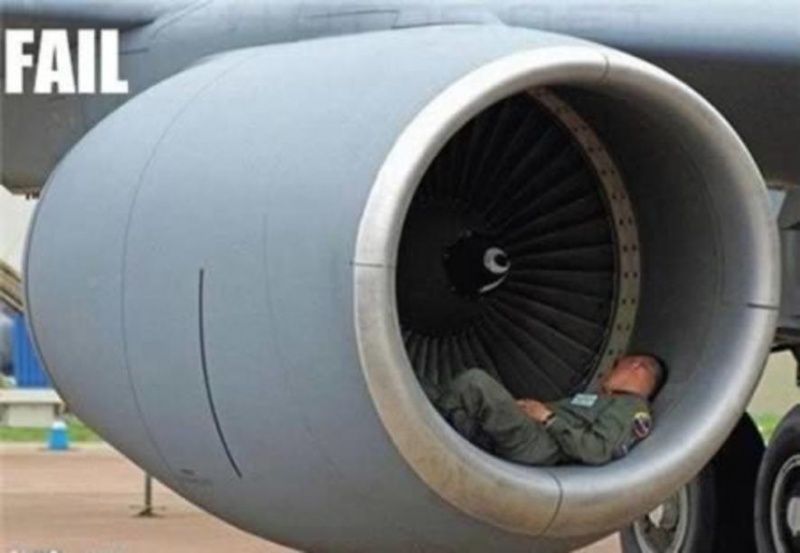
(621, 415, 764, 552)
(621, 469, 714, 552)
(755, 406, 800, 553)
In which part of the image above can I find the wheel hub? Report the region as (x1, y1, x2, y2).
(632, 487, 690, 553)
(787, 494, 800, 538)
(771, 454, 800, 553)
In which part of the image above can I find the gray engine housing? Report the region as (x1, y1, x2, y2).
(25, 25, 778, 552)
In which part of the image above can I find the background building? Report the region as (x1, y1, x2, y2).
(0, 186, 36, 273)
(0, 187, 36, 377)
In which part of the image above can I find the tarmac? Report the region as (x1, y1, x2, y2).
(0, 443, 619, 553)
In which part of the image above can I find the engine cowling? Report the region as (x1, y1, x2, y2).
(25, 25, 778, 551)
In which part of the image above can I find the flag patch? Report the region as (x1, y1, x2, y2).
(633, 412, 652, 439)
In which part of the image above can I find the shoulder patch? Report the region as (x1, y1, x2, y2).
(633, 412, 652, 439)
(570, 393, 598, 408)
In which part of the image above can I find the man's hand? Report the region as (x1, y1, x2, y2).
(516, 399, 553, 423)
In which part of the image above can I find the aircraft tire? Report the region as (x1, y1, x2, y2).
(713, 414, 764, 552)
(619, 464, 716, 553)
(621, 415, 763, 552)
(755, 405, 800, 553)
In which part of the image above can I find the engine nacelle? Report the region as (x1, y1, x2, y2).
(25, 25, 778, 551)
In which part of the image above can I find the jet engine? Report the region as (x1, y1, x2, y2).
(24, 25, 779, 552)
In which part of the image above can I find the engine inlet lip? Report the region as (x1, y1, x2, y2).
(354, 45, 777, 538)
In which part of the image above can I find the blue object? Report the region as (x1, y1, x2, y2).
(11, 313, 50, 388)
(48, 419, 70, 451)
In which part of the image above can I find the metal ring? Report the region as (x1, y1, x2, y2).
(531, 88, 640, 388)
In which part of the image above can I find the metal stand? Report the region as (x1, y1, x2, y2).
(791, 345, 800, 388)
(136, 473, 157, 517)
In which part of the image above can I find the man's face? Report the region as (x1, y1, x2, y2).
(603, 356, 654, 395)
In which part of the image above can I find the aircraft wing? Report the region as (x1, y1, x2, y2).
(0, 0, 178, 29)
(496, 0, 800, 60)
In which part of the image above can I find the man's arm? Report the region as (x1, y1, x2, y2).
(518, 397, 651, 465)
(516, 399, 553, 421)
(545, 413, 628, 466)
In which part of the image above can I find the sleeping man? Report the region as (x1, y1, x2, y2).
(423, 354, 666, 466)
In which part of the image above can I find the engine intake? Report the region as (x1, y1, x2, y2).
(396, 88, 638, 400)
(354, 31, 778, 539)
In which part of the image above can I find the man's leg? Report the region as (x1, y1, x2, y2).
(432, 369, 562, 466)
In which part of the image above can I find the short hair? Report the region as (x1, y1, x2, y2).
(641, 355, 668, 399)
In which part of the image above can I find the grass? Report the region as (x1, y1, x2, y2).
(753, 412, 782, 443)
(0, 416, 102, 443)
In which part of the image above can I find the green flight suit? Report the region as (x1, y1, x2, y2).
(428, 368, 652, 466)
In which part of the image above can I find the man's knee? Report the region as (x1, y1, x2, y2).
(451, 368, 496, 394)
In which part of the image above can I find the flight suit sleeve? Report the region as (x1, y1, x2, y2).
(545, 412, 628, 465)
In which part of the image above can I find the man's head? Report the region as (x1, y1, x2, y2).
(602, 354, 666, 399)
